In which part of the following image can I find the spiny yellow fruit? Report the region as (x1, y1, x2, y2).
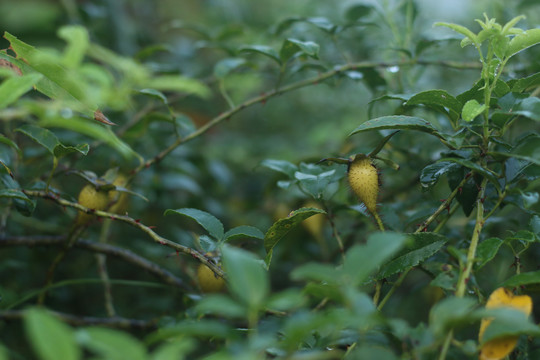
(76, 184, 110, 225)
(479, 287, 533, 360)
(197, 263, 225, 293)
(348, 154, 379, 215)
(108, 174, 129, 214)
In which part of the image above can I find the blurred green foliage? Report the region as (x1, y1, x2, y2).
(1, 0, 540, 359)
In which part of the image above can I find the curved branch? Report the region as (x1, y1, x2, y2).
(133, 59, 482, 174)
(0, 235, 188, 290)
(0, 309, 157, 330)
(20, 190, 225, 279)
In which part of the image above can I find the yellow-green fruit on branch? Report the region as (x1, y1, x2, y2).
(348, 154, 379, 215)
(76, 184, 110, 225)
(108, 174, 129, 214)
(197, 263, 225, 293)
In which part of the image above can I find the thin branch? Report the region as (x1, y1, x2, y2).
(0, 236, 187, 290)
(133, 59, 482, 174)
(22, 190, 225, 279)
(0, 309, 157, 330)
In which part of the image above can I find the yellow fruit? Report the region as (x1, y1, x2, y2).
(76, 184, 110, 225)
(479, 287, 532, 360)
(108, 174, 129, 214)
(348, 154, 379, 215)
(197, 263, 225, 293)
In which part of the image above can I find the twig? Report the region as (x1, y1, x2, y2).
(0, 235, 187, 290)
(0, 309, 157, 330)
(133, 59, 482, 174)
(22, 190, 225, 278)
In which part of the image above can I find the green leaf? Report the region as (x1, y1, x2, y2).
(462, 99, 486, 122)
(345, 4, 374, 22)
(342, 232, 407, 286)
(0, 344, 7, 360)
(500, 270, 540, 287)
(476, 237, 504, 269)
(420, 161, 460, 188)
(146, 320, 230, 344)
(238, 45, 281, 64)
(16, 124, 58, 155)
(264, 207, 326, 260)
(506, 28, 540, 58)
(429, 296, 478, 336)
(76, 327, 146, 360)
(279, 38, 320, 62)
(511, 135, 540, 165)
(53, 143, 89, 157)
(441, 158, 500, 189)
(151, 339, 195, 360)
(0, 133, 22, 157)
(511, 97, 540, 121)
(38, 116, 136, 159)
(377, 234, 448, 280)
(349, 116, 444, 140)
(214, 58, 246, 78)
(145, 75, 210, 98)
(511, 72, 540, 93)
(405, 89, 463, 116)
(164, 208, 224, 240)
(0, 189, 37, 213)
(0, 73, 42, 109)
(195, 294, 246, 318)
(57, 25, 89, 68)
(222, 246, 269, 308)
(290, 263, 338, 284)
(223, 225, 264, 242)
(139, 89, 168, 104)
(295, 169, 336, 199)
(434, 22, 478, 46)
(2, 32, 99, 118)
(260, 159, 298, 177)
(24, 307, 80, 360)
(266, 289, 306, 312)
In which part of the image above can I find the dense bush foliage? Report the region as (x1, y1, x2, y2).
(2, 1, 540, 359)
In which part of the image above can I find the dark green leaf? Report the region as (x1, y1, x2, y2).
(501, 270, 540, 287)
(512, 135, 540, 165)
(138, 89, 168, 104)
(345, 4, 373, 23)
(24, 308, 80, 360)
(377, 237, 448, 280)
(420, 161, 460, 188)
(0, 189, 36, 214)
(349, 116, 444, 140)
(77, 327, 146, 360)
(442, 158, 500, 190)
(238, 45, 281, 64)
(405, 89, 463, 116)
(429, 296, 478, 336)
(151, 338, 195, 360)
(294, 169, 335, 199)
(290, 262, 338, 284)
(279, 38, 320, 62)
(222, 246, 269, 308)
(223, 225, 264, 242)
(260, 159, 298, 178)
(264, 207, 326, 255)
(146, 320, 231, 344)
(511, 72, 540, 93)
(0, 73, 42, 109)
(342, 232, 407, 285)
(16, 124, 58, 155)
(195, 294, 246, 318)
(266, 289, 306, 311)
(214, 58, 246, 78)
(53, 143, 89, 157)
(164, 208, 224, 240)
(476, 237, 504, 269)
(0, 133, 22, 157)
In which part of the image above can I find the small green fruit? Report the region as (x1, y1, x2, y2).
(197, 263, 225, 293)
(76, 184, 109, 225)
(348, 154, 378, 215)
